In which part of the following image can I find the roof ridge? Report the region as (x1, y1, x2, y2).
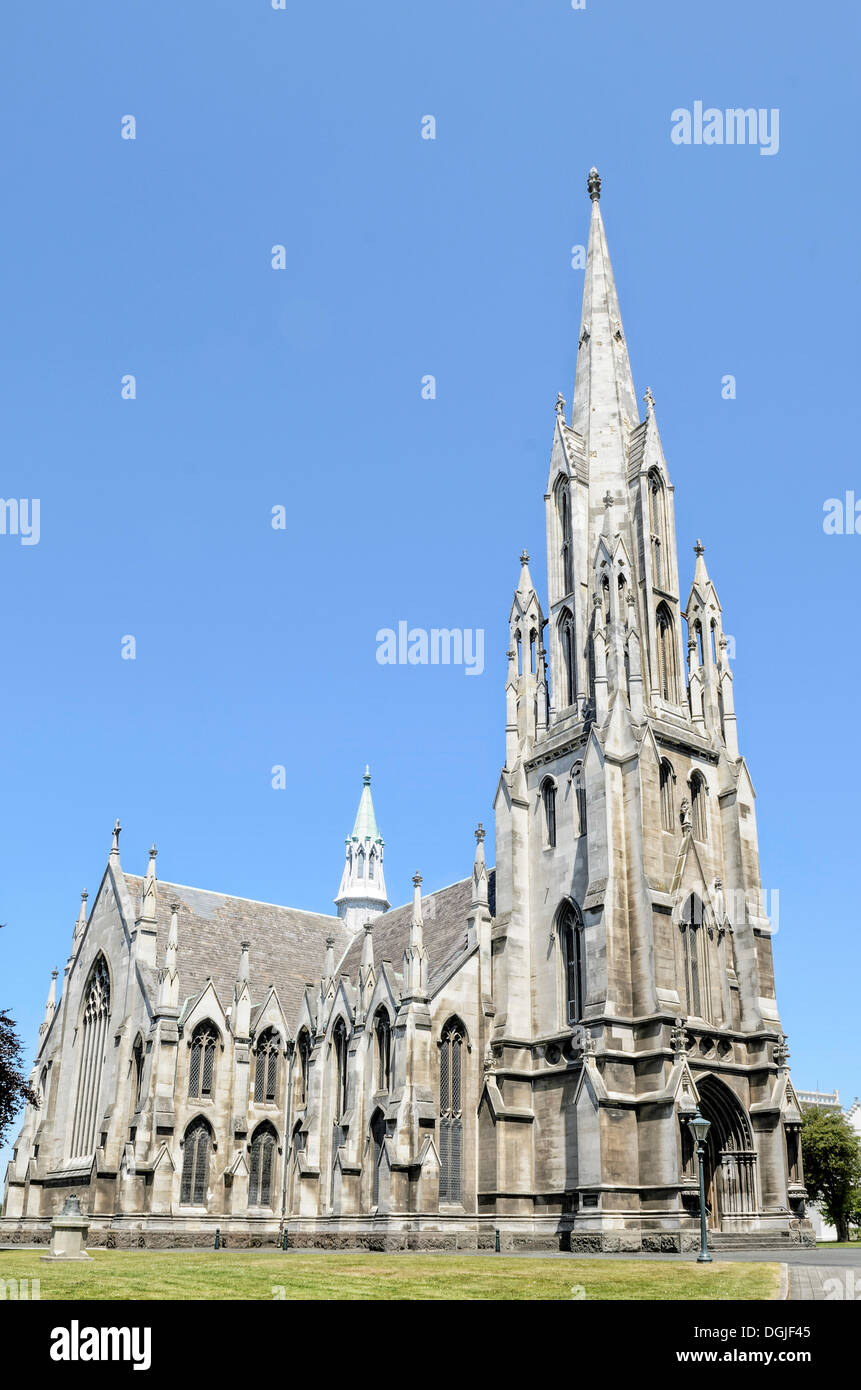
(123, 873, 341, 920)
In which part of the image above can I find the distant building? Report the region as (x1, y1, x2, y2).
(799, 1090, 861, 1240)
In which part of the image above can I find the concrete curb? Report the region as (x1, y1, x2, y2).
(778, 1263, 790, 1301)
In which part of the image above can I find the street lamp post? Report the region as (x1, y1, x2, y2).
(687, 1110, 713, 1264)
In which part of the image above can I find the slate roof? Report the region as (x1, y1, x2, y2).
(124, 866, 495, 1029)
(338, 870, 496, 996)
(124, 875, 348, 1028)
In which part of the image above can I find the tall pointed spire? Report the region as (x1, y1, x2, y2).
(571, 168, 639, 510)
(334, 768, 390, 932)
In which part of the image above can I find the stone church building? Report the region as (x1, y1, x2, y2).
(2, 171, 812, 1251)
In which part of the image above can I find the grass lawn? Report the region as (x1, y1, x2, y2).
(0, 1249, 781, 1300)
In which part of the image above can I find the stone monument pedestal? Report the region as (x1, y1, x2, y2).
(41, 1194, 93, 1262)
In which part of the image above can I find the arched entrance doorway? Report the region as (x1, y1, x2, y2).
(697, 1075, 757, 1228)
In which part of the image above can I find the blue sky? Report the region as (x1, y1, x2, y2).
(1, 0, 858, 1167)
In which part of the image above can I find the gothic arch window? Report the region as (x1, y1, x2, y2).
(368, 849, 376, 881)
(332, 1016, 349, 1121)
(557, 478, 574, 595)
(253, 1028, 280, 1104)
(248, 1123, 278, 1207)
(188, 1020, 219, 1100)
(558, 902, 586, 1025)
(180, 1116, 212, 1206)
(131, 1034, 144, 1113)
(660, 758, 676, 832)
(374, 1008, 392, 1092)
(648, 469, 667, 589)
(695, 620, 704, 666)
(572, 763, 586, 837)
(70, 954, 111, 1157)
(602, 575, 611, 627)
(369, 1108, 386, 1207)
(710, 619, 718, 666)
(656, 602, 679, 703)
(559, 609, 576, 707)
(690, 771, 708, 841)
(296, 1028, 312, 1106)
(541, 777, 557, 848)
(515, 629, 523, 676)
(357, 848, 365, 879)
(679, 893, 707, 1020)
(439, 1018, 465, 1204)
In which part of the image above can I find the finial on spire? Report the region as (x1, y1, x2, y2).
(603, 492, 614, 510)
(412, 871, 423, 889)
(475, 823, 485, 844)
(111, 819, 122, 854)
(644, 386, 655, 412)
(520, 549, 530, 567)
(363, 764, 371, 786)
(149, 844, 157, 861)
(694, 539, 704, 557)
(555, 392, 565, 416)
(587, 167, 601, 201)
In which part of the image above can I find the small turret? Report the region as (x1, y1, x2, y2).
(157, 902, 181, 1012)
(334, 768, 390, 931)
(38, 968, 58, 1041)
(402, 872, 429, 1001)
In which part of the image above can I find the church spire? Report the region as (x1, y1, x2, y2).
(334, 768, 390, 932)
(571, 169, 639, 511)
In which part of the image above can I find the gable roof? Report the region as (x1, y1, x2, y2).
(338, 870, 496, 995)
(124, 875, 348, 1029)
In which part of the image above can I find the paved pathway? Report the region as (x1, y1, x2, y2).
(787, 1262, 861, 1300)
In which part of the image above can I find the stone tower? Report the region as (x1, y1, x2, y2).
(334, 767, 390, 932)
(489, 168, 805, 1245)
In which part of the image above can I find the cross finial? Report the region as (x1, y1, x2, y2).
(587, 167, 601, 201)
(644, 386, 655, 410)
(555, 392, 565, 416)
(412, 871, 423, 888)
(694, 539, 704, 557)
(520, 549, 529, 567)
(111, 819, 122, 853)
(363, 764, 371, 786)
(149, 844, 157, 861)
(603, 491, 614, 510)
(475, 822, 485, 843)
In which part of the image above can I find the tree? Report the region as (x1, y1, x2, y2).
(0, 1009, 39, 1150)
(801, 1107, 861, 1242)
